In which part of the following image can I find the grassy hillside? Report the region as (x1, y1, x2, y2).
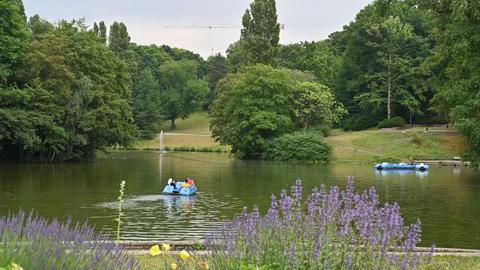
(160, 112, 212, 135)
(327, 128, 465, 162)
(133, 111, 465, 161)
(133, 112, 228, 151)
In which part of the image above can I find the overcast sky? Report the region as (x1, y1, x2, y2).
(23, 0, 373, 58)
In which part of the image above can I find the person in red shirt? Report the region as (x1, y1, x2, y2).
(186, 178, 195, 186)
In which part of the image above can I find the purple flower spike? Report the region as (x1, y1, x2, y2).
(204, 178, 430, 270)
(0, 210, 139, 270)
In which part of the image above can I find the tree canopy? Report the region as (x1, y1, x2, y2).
(1, 12, 137, 161)
(238, 0, 280, 66)
(205, 53, 228, 108)
(420, 0, 480, 166)
(332, 0, 434, 128)
(210, 65, 295, 158)
(0, 0, 29, 84)
(158, 60, 208, 129)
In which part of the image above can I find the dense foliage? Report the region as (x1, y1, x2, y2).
(419, 0, 480, 166)
(0, 211, 138, 269)
(1, 7, 137, 161)
(205, 179, 432, 269)
(158, 60, 209, 129)
(0, 0, 211, 159)
(378, 116, 406, 129)
(210, 64, 344, 159)
(265, 132, 332, 163)
(210, 65, 295, 158)
(0, 0, 29, 84)
(292, 82, 346, 130)
(278, 41, 341, 88)
(205, 53, 228, 108)
(132, 68, 162, 136)
(226, 0, 281, 71)
(239, 0, 280, 66)
(3, 0, 480, 164)
(332, 0, 434, 128)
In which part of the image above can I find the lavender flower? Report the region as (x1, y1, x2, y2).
(0, 210, 139, 270)
(205, 178, 433, 269)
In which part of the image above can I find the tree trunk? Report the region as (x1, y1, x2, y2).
(410, 109, 413, 127)
(304, 116, 309, 130)
(387, 53, 392, 119)
(171, 118, 176, 130)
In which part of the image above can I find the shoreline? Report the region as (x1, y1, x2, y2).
(107, 149, 470, 167)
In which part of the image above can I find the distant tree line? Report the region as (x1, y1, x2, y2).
(1, 0, 479, 165)
(0, 0, 210, 161)
(210, 0, 480, 165)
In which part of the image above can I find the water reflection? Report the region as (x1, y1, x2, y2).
(375, 169, 429, 179)
(1, 152, 480, 248)
(92, 189, 243, 241)
(163, 195, 196, 214)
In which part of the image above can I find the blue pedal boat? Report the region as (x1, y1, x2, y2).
(375, 162, 429, 171)
(162, 181, 198, 196)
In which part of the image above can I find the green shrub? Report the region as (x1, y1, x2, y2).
(371, 156, 401, 163)
(309, 125, 331, 137)
(377, 116, 406, 129)
(341, 114, 378, 131)
(265, 132, 332, 163)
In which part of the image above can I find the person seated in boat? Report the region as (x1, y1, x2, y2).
(186, 178, 195, 186)
(168, 178, 176, 188)
(181, 180, 190, 188)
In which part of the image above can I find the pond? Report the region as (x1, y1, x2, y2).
(1, 151, 479, 249)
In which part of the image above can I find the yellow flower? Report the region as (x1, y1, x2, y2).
(149, 245, 161, 256)
(179, 249, 191, 261)
(10, 263, 24, 270)
(202, 260, 210, 270)
(170, 262, 178, 270)
(162, 243, 172, 252)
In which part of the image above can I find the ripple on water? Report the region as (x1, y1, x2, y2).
(95, 192, 243, 241)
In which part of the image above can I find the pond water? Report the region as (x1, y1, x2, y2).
(1, 151, 480, 248)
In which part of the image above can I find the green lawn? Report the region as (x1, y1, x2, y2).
(161, 111, 212, 135)
(326, 129, 465, 162)
(133, 112, 465, 161)
(133, 112, 229, 151)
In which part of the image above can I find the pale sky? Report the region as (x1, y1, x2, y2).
(23, 0, 373, 59)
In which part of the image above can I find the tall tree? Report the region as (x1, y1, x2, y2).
(93, 22, 99, 35)
(99, 21, 107, 43)
(421, 0, 480, 166)
(158, 60, 208, 129)
(205, 53, 227, 108)
(132, 68, 162, 137)
(28, 14, 54, 36)
(108, 22, 130, 55)
(333, 0, 433, 129)
(356, 16, 427, 119)
(239, 0, 280, 66)
(0, 0, 29, 84)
